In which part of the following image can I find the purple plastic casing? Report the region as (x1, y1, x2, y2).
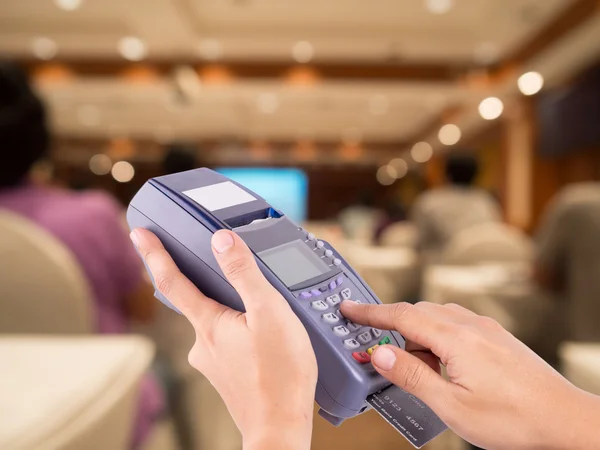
(126, 168, 405, 425)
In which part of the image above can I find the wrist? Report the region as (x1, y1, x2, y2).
(538, 384, 600, 450)
(244, 422, 312, 450)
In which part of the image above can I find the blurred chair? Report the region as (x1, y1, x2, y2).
(442, 222, 534, 266)
(0, 336, 154, 450)
(379, 222, 418, 248)
(0, 210, 93, 334)
(135, 307, 242, 450)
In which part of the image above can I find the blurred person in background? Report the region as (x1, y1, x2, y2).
(411, 152, 502, 259)
(535, 181, 600, 343)
(0, 61, 163, 449)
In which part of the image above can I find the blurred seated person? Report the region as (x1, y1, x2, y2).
(410, 152, 502, 259)
(0, 61, 163, 448)
(535, 182, 600, 342)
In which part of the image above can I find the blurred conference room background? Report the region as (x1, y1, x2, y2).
(1, 0, 600, 449)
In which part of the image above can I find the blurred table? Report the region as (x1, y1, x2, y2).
(560, 343, 600, 395)
(342, 244, 418, 304)
(423, 264, 555, 345)
(0, 336, 154, 450)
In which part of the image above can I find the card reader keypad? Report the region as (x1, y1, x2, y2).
(296, 269, 397, 367)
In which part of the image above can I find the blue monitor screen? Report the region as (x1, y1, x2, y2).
(216, 168, 308, 223)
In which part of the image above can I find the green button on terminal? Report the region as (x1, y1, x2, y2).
(379, 336, 391, 346)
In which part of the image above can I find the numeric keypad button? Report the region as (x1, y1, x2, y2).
(347, 321, 362, 332)
(322, 313, 340, 324)
(333, 325, 350, 337)
(357, 331, 373, 345)
(343, 339, 360, 350)
(371, 328, 383, 339)
(341, 288, 352, 300)
(311, 300, 329, 311)
(326, 294, 341, 306)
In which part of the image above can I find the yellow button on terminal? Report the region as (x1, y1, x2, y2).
(367, 345, 379, 356)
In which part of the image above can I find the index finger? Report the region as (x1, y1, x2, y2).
(340, 301, 457, 361)
(131, 228, 230, 329)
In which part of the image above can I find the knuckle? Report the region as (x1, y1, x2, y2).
(154, 273, 173, 297)
(223, 258, 250, 280)
(391, 303, 412, 326)
(397, 363, 427, 393)
(478, 316, 503, 331)
(455, 326, 482, 347)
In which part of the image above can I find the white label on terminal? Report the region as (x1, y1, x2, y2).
(183, 181, 256, 212)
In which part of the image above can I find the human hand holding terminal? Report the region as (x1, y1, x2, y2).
(341, 300, 600, 450)
(131, 228, 318, 450)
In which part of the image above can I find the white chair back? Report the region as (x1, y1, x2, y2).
(0, 210, 93, 334)
(442, 222, 533, 266)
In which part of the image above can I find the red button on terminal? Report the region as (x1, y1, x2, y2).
(352, 351, 371, 364)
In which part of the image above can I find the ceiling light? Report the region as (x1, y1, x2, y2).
(292, 41, 314, 64)
(89, 154, 112, 175)
(32, 37, 58, 60)
(76, 105, 101, 127)
(425, 0, 454, 15)
(198, 39, 223, 61)
(518, 71, 544, 96)
(478, 97, 504, 120)
(438, 124, 461, 146)
(111, 161, 135, 183)
(377, 165, 397, 186)
(54, 0, 82, 11)
(256, 93, 279, 114)
(118, 36, 147, 61)
(369, 94, 390, 116)
(389, 159, 408, 178)
(411, 142, 433, 163)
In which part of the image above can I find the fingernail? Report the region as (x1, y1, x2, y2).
(373, 347, 396, 371)
(212, 231, 235, 254)
(341, 300, 356, 310)
(130, 229, 140, 248)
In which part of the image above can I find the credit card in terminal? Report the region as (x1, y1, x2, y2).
(367, 385, 448, 449)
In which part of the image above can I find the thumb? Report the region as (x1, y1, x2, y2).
(211, 230, 281, 313)
(371, 345, 454, 413)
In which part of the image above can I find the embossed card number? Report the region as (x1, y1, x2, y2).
(366, 385, 448, 449)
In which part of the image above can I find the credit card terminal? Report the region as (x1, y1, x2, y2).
(126, 168, 405, 425)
